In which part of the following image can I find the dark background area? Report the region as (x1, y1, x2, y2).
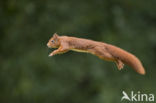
(0, 0, 156, 103)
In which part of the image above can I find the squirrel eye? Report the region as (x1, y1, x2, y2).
(51, 40, 54, 43)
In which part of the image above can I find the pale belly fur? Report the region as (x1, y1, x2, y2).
(71, 49, 89, 53)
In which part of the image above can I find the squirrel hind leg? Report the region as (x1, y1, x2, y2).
(115, 59, 124, 70)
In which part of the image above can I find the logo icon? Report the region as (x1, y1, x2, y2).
(121, 91, 131, 101)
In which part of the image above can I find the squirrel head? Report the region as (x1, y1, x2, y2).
(47, 33, 60, 48)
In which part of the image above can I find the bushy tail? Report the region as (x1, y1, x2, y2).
(107, 45, 146, 75)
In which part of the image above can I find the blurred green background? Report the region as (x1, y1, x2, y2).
(0, 0, 156, 103)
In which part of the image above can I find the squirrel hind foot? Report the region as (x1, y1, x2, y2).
(115, 59, 124, 70)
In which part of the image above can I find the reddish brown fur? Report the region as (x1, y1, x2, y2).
(47, 33, 146, 75)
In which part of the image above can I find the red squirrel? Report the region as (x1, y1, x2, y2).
(47, 33, 146, 75)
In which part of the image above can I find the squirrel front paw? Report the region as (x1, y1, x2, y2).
(49, 50, 58, 57)
(49, 53, 54, 57)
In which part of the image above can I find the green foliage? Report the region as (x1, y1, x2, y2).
(0, 0, 156, 103)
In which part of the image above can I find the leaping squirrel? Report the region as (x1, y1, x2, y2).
(47, 33, 146, 75)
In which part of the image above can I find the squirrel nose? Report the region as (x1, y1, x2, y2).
(47, 43, 49, 47)
(47, 43, 52, 48)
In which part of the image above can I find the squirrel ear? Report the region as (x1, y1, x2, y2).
(53, 33, 59, 40)
(53, 33, 59, 38)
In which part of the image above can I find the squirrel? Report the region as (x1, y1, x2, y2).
(47, 33, 146, 75)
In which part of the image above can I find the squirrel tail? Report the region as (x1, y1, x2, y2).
(121, 53, 145, 75)
(107, 45, 146, 75)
